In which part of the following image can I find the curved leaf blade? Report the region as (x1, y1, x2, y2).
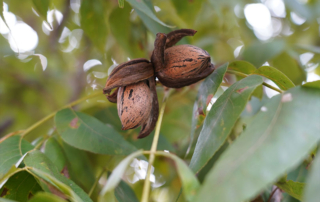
(276, 180, 304, 201)
(32, 0, 51, 28)
(195, 86, 320, 202)
(28, 192, 67, 202)
(228, 61, 256, 74)
(253, 66, 295, 90)
(190, 75, 264, 173)
(55, 108, 137, 155)
(304, 149, 320, 202)
(115, 180, 139, 202)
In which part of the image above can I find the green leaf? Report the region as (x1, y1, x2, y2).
(126, 0, 174, 28)
(228, 61, 256, 74)
(109, 4, 146, 58)
(0, 198, 18, 202)
(157, 151, 200, 201)
(303, 80, 320, 89)
(28, 192, 67, 202)
(55, 108, 137, 155)
(0, 136, 33, 178)
(115, 180, 139, 202)
(270, 52, 306, 85)
(188, 63, 228, 156)
(171, 0, 203, 25)
(99, 150, 143, 201)
(32, 0, 51, 29)
(304, 148, 320, 202)
(44, 137, 67, 171)
(24, 150, 92, 202)
(128, 132, 175, 152)
(284, 0, 313, 22)
(276, 180, 304, 201)
(189, 75, 264, 173)
(194, 86, 320, 202)
(242, 40, 285, 67)
(80, 0, 107, 52)
(253, 66, 295, 90)
(0, 171, 42, 202)
(118, 0, 124, 8)
(228, 61, 263, 99)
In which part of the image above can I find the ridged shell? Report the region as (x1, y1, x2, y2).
(117, 81, 152, 130)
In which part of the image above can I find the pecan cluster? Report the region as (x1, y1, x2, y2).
(103, 29, 214, 138)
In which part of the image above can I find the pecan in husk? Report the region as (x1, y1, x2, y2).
(103, 29, 214, 138)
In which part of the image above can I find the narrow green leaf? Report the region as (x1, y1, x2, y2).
(188, 63, 228, 156)
(228, 61, 256, 74)
(115, 180, 139, 202)
(32, 0, 51, 28)
(242, 40, 285, 67)
(28, 192, 67, 202)
(126, 0, 174, 28)
(0, 136, 33, 178)
(194, 86, 320, 202)
(80, 0, 107, 52)
(253, 66, 295, 90)
(55, 108, 137, 155)
(190, 75, 264, 173)
(171, 0, 203, 25)
(304, 149, 320, 202)
(157, 151, 200, 201)
(44, 137, 67, 171)
(24, 150, 92, 202)
(270, 52, 306, 85)
(276, 180, 304, 201)
(99, 150, 143, 201)
(303, 80, 320, 89)
(118, 0, 124, 8)
(0, 171, 42, 202)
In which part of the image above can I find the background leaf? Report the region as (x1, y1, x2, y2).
(43, 137, 67, 172)
(118, 0, 124, 8)
(276, 180, 304, 201)
(28, 192, 67, 202)
(114, 180, 139, 202)
(304, 149, 320, 202)
(189, 75, 263, 173)
(195, 86, 320, 202)
(32, 0, 51, 28)
(80, 0, 107, 52)
(55, 108, 138, 155)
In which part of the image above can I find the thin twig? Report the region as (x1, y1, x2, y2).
(141, 91, 170, 202)
(267, 187, 280, 202)
(227, 70, 284, 93)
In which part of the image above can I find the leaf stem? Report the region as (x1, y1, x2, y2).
(227, 70, 284, 93)
(141, 91, 170, 202)
(19, 91, 103, 155)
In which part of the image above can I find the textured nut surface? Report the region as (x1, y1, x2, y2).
(156, 44, 214, 88)
(117, 81, 152, 130)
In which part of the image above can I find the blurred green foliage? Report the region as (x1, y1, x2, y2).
(1, 0, 320, 201)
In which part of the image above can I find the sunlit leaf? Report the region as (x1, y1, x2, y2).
(242, 40, 285, 67)
(0, 136, 33, 178)
(253, 66, 295, 90)
(303, 80, 320, 89)
(190, 75, 264, 173)
(270, 52, 306, 85)
(118, 0, 124, 8)
(28, 192, 67, 202)
(0, 171, 42, 202)
(115, 180, 139, 202)
(194, 86, 320, 202)
(188, 63, 228, 157)
(304, 149, 320, 202)
(99, 150, 143, 201)
(126, 0, 174, 28)
(24, 150, 92, 202)
(80, 0, 107, 52)
(276, 180, 304, 201)
(55, 108, 138, 155)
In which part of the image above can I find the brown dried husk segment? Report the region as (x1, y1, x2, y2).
(156, 44, 214, 88)
(103, 58, 154, 95)
(117, 81, 152, 130)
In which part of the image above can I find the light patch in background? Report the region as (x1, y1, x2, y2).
(234, 45, 243, 58)
(70, 0, 81, 13)
(290, 12, 306, 25)
(8, 22, 39, 53)
(154, 6, 161, 12)
(264, 79, 280, 98)
(307, 72, 320, 82)
(299, 52, 314, 66)
(244, 3, 273, 40)
(108, 58, 119, 76)
(0, 11, 16, 34)
(33, 54, 48, 71)
(61, 29, 83, 52)
(42, 9, 63, 35)
(264, 0, 286, 18)
(83, 59, 102, 72)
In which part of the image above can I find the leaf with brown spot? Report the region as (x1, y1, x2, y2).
(69, 117, 79, 129)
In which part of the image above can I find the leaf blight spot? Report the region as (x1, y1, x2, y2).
(69, 117, 80, 129)
(236, 86, 249, 93)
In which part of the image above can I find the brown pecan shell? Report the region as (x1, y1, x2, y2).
(117, 81, 152, 130)
(155, 44, 215, 88)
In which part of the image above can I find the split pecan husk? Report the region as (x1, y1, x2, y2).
(103, 28, 214, 138)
